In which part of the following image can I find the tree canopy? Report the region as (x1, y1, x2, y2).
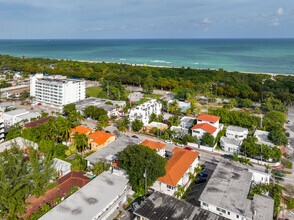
(201, 133, 214, 147)
(118, 144, 167, 195)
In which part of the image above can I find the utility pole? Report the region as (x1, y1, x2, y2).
(144, 169, 147, 195)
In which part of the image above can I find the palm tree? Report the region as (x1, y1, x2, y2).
(174, 184, 185, 199)
(73, 133, 88, 153)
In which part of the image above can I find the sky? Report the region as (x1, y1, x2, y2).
(0, 0, 293, 39)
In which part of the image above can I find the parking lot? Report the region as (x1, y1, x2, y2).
(184, 162, 217, 207)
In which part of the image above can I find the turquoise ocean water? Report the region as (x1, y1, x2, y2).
(0, 39, 294, 74)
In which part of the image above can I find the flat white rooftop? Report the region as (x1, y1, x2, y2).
(40, 172, 129, 220)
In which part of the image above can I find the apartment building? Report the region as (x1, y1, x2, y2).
(30, 74, 85, 106)
(129, 99, 162, 126)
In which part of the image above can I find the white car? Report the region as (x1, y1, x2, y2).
(176, 143, 184, 147)
(165, 140, 173, 144)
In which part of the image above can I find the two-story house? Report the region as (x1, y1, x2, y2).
(191, 114, 220, 139)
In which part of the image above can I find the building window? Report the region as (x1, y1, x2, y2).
(228, 211, 230, 215)
(236, 215, 239, 218)
(216, 207, 226, 214)
(167, 185, 175, 190)
(202, 202, 209, 207)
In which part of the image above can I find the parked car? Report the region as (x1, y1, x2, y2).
(184, 147, 192, 151)
(132, 202, 140, 211)
(195, 178, 206, 184)
(131, 135, 139, 139)
(286, 132, 290, 137)
(37, 103, 42, 105)
(165, 140, 173, 144)
(223, 154, 234, 159)
(272, 169, 286, 177)
(287, 120, 291, 124)
(201, 164, 206, 171)
(176, 143, 184, 147)
(198, 172, 208, 178)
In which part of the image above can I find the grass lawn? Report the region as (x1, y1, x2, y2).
(65, 144, 76, 156)
(285, 196, 294, 209)
(145, 93, 162, 99)
(282, 158, 293, 169)
(86, 86, 102, 97)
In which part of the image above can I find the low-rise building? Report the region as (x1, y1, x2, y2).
(52, 158, 72, 177)
(87, 131, 116, 151)
(128, 92, 144, 102)
(254, 130, 274, 147)
(2, 109, 40, 126)
(23, 116, 54, 129)
(220, 136, 242, 154)
(199, 159, 273, 220)
(226, 126, 248, 141)
(40, 172, 132, 220)
(0, 137, 38, 153)
(85, 136, 140, 166)
(129, 99, 162, 126)
(74, 97, 126, 118)
(170, 126, 189, 138)
(0, 102, 15, 112)
(180, 116, 195, 129)
(144, 121, 168, 133)
(152, 147, 200, 196)
(191, 114, 221, 139)
(140, 139, 167, 157)
(0, 85, 30, 99)
(6, 86, 30, 99)
(135, 191, 229, 220)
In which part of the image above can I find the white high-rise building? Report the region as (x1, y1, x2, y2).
(30, 74, 85, 106)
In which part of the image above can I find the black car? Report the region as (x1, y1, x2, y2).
(223, 154, 234, 159)
(286, 132, 290, 137)
(132, 135, 139, 138)
(195, 178, 206, 184)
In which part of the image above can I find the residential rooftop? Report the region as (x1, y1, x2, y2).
(17, 112, 40, 121)
(140, 139, 167, 150)
(253, 130, 273, 146)
(85, 136, 140, 164)
(158, 147, 199, 187)
(87, 131, 115, 145)
(226, 125, 248, 133)
(24, 116, 54, 128)
(180, 116, 195, 125)
(199, 159, 274, 220)
(191, 123, 217, 134)
(134, 191, 229, 220)
(0, 137, 38, 153)
(40, 172, 129, 220)
(70, 125, 94, 135)
(196, 114, 220, 123)
(3, 109, 28, 116)
(220, 136, 242, 146)
(74, 97, 126, 112)
(146, 121, 168, 128)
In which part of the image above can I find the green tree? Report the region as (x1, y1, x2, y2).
(118, 144, 167, 194)
(92, 161, 111, 176)
(201, 133, 214, 147)
(28, 149, 57, 197)
(116, 117, 130, 133)
(73, 133, 89, 152)
(239, 98, 253, 108)
(261, 97, 287, 112)
(268, 129, 288, 146)
(263, 110, 286, 131)
(96, 115, 110, 131)
(149, 113, 157, 123)
(63, 103, 76, 116)
(142, 77, 154, 94)
(132, 119, 143, 132)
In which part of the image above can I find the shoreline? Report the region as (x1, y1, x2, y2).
(75, 59, 288, 77)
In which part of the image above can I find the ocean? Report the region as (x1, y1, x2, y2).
(0, 39, 294, 74)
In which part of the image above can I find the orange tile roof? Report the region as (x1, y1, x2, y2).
(196, 114, 220, 123)
(191, 123, 217, 134)
(87, 131, 115, 145)
(157, 147, 200, 187)
(112, 160, 119, 167)
(140, 139, 167, 150)
(70, 126, 94, 135)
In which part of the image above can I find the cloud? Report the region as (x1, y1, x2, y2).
(271, 18, 280, 26)
(201, 17, 212, 24)
(275, 7, 284, 16)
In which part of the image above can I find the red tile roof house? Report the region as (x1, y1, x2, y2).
(140, 139, 167, 157)
(191, 114, 222, 140)
(151, 147, 200, 196)
(24, 171, 90, 219)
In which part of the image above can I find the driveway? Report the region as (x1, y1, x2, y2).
(184, 162, 217, 207)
